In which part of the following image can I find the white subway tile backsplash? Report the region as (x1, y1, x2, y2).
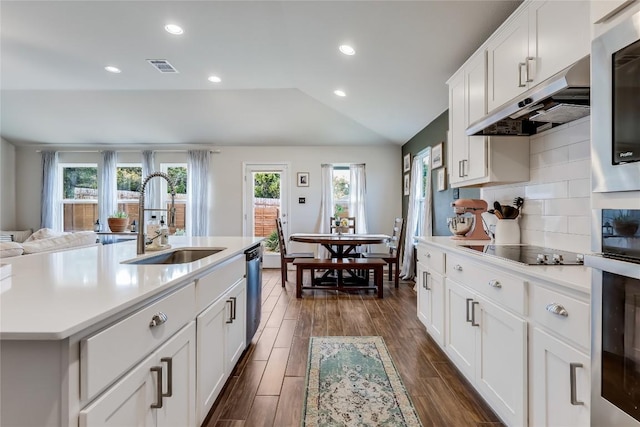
(534, 159, 591, 184)
(522, 199, 544, 216)
(544, 197, 590, 216)
(568, 141, 590, 161)
(521, 229, 545, 246)
(567, 216, 591, 236)
(568, 178, 590, 198)
(568, 117, 590, 144)
(525, 182, 568, 199)
(536, 146, 569, 167)
(544, 232, 591, 253)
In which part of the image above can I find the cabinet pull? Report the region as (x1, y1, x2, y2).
(488, 279, 501, 288)
(466, 298, 473, 323)
(545, 303, 568, 317)
(426, 252, 431, 258)
(423, 271, 430, 290)
(161, 357, 173, 397)
(525, 57, 535, 83)
(458, 160, 463, 178)
(453, 264, 463, 271)
(230, 296, 237, 320)
(570, 362, 584, 406)
(471, 301, 479, 327)
(462, 159, 468, 177)
(150, 366, 163, 409)
(149, 312, 168, 328)
(226, 300, 233, 324)
(518, 62, 527, 87)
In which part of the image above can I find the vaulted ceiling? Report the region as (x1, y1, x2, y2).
(1, 0, 521, 147)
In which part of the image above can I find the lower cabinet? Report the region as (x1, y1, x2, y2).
(79, 322, 197, 427)
(416, 261, 445, 347)
(530, 328, 590, 427)
(196, 278, 246, 424)
(445, 278, 527, 427)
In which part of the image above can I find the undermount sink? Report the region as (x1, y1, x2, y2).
(123, 248, 225, 265)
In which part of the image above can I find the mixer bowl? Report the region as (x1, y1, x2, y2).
(447, 216, 475, 236)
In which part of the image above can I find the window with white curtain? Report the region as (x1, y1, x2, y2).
(116, 163, 142, 225)
(332, 166, 350, 217)
(160, 163, 188, 232)
(416, 153, 431, 236)
(59, 163, 98, 231)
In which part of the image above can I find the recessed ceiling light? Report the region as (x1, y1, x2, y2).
(104, 66, 121, 73)
(339, 45, 356, 56)
(334, 89, 346, 97)
(208, 75, 222, 83)
(165, 24, 184, 35)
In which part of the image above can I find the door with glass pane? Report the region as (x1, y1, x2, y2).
(243, 164, 289, 268)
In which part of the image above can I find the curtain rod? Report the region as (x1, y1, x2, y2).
(36, 149, 222, 154)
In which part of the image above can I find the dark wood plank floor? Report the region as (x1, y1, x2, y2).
(203, 269, 503, 427)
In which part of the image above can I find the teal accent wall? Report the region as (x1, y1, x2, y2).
(401, 110, 479, 236)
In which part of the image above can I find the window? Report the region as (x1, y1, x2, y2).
(60, 164, 98, 231)
(116, 164, 142, 225)
(161, 164, 187, 232)
(332, 167, 350, 217)
(416, 150, 431, 236)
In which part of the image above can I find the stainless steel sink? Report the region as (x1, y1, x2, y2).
(123, 248, 225, 265)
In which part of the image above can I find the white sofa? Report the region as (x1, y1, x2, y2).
(0, 228, 99, 258)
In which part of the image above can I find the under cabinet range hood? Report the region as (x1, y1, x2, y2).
(466, 55, 590, 136)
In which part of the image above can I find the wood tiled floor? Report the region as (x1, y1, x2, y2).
(203, 269, 503, 427)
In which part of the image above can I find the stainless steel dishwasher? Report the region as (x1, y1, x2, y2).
(245, 244, 262, 348)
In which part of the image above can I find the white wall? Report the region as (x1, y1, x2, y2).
(14, 145, 402, 247)
(481, 117, 591, 253)
(1, 138, 16, 229)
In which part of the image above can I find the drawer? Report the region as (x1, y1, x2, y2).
(416, 244, 445, 274)
(530, 283, 590, 349)
(447, 253, 525, 315)
(196, 254, 245, 312)
(80, 282, 196, 401)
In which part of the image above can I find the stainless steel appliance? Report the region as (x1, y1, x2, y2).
(245, 245, 262, 348)
(586, 209, 640, 426)
(592, 9, 640, 192)
(460, 244, 585, 265)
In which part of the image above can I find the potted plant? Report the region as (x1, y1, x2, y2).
(107, 211, 129, 232)
(613, 212, 639, 236)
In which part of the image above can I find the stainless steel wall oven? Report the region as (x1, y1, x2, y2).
(587, 209, 640, 426)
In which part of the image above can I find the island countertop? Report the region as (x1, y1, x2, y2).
(0, 236, 262, 340)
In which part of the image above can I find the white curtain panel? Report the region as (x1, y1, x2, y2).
(400, 156, 424, 279)
(100, 151, 118, 230)
(349, 164, 368, 234)
(187, 150, 210, 236)
(141, 150, 158, 217)
(40, 151, 59, 230)
(316, 164, 334, 259)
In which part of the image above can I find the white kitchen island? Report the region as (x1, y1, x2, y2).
(0, 236, 263, 427)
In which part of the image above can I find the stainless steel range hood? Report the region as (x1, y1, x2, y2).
(466, 55, 590, 136)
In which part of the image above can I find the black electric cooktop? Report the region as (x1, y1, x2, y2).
(460, 244, 585, 265)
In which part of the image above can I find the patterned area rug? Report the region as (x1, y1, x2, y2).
(303, 336, 422, 427)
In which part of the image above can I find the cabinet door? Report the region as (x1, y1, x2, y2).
(487, 9, 529, 111)
(196, 295, 228, 424)
(426, 271, 445, 348)
(464, 52, 488, 182)
(528, 0, 590, 85)
(445, 279, 476, 382)
(157, 322, 197, 427)
(531, 328, 590, 427)
(416, 262, 429, 328)
(226, 279, 247, 369)
(448, 72, 467, 186)
(474, 296, 527, 427)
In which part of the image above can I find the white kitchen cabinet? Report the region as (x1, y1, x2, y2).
(80, 322, 196, 427)
(487, 0, 590, 111)
(445, 278, 477, 380)
(196, 278, 246, 424)
(417, 262, 445, 348)
(530, 328, 590, 427)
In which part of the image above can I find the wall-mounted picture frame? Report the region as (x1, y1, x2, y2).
(432, 143, 443, 169)
(297, 172, 309, 187)
(403, 173, 410, 196)
(403, 153, 411, 172)
(437, 167, 446, 191)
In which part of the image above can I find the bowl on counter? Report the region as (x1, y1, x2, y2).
(447, 215, 475, 236)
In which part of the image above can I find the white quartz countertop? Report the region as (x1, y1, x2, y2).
(0, 236, 262, 340)
(416, 236, 591, 293)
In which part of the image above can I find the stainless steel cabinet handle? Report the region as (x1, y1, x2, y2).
(149, 312, 168, 328)
(570, 362, 584, 405)
(466, 298, 473, 323)
(423, 271, 430, 290)
(525, 57, 535, 83)
(471, 301, 479, 327)
(453, 264, 463, 271)
(545, 303, 568, 317)
(518, 62, 526, 87)
(161, 357, 173, 397)
(150, 366, 163, 409)
(226, 300, 233, 324)
(458, 160, 463, 178)
(488, 279, 501, 288)
(426, 252, 431, 258)
(230, 296, 237, 320)
(462, 159, 468, 177)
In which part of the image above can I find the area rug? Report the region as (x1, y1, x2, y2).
(302, 336, 422, 427)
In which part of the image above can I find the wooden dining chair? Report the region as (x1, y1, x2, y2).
(275, 218, 314, 287)
(330, 216, 356, 234)
(362, 217, 405, 287)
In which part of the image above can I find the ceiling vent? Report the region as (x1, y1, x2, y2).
(146, 59, 179, 73)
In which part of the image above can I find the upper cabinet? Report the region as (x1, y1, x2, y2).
(487, 0, 590, 111)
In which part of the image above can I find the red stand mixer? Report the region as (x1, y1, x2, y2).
(448, 199, 491, 240)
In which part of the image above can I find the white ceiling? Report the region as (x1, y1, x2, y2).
(0, 0, 521, 148)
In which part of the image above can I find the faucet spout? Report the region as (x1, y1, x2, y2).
(137, 172, 176, 255)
